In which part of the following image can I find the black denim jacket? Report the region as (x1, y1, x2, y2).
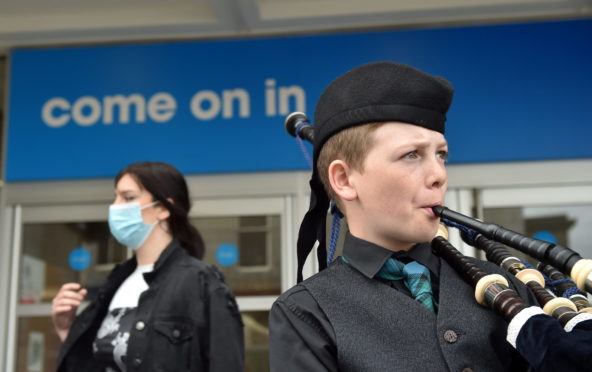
(56, 240, 244, 372)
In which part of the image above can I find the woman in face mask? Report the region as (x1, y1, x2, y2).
(51, 161, 244, 372)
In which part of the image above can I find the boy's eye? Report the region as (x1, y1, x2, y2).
(404, 151, 419, 159)
(124, 196, 136, 202)
(437, 150, 449, 161)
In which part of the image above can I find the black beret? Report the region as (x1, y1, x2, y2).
(313, 61, 453, 162)
(296, 61, 454, 283)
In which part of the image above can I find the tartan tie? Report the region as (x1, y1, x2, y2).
(377, 258, 437, 313)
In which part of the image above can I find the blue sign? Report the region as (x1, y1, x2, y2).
(216, 243, 239, 267)
(6, 18, 592, 181)
(532, 230, 558, 245)
(68, 247, 92, 271)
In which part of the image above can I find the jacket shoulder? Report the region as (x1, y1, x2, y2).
(170, 254, 234, 297)
(277, 260, 350, 303)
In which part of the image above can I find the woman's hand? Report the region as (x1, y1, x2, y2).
(51, 283, 88, 342)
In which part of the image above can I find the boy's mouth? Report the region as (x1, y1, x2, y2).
(422, 204, 441, 217)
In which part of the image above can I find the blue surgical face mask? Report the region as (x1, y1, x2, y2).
(108, 201, 159, 250)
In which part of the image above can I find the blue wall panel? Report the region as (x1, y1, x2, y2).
(6, 18, 592, 181)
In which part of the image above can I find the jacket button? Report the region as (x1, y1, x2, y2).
(462, 368, 474, 372)
(132, 358, 142, 368)
(443, 330, 458, 343)
(172, 329, 181, 338)
(135, 321, 145, 331)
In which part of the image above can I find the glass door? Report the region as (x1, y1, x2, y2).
(480, 184, 592, 268)
(8, 204, 126, 372)
(9, 196, 292, 372)
(190, 196, 291, 372)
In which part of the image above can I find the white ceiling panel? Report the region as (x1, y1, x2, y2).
(0, 0, 589, 54)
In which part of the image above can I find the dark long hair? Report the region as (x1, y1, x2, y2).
(114, 161, 205, 259)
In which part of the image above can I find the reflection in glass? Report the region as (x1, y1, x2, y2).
(243, 311, 270, 372)
(483, 204, 592, 264)
(20, 222, 127, 304)
(16, 317, 59, 372)
(192, 215, 282, 296)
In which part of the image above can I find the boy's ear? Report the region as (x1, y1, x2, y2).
(328, 160, 357, 201)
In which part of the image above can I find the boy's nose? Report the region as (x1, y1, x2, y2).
(427, 159, 447, 189)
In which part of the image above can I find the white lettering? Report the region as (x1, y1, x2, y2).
(41, 92, 177, 127)
(148, 93, 176, 123)
(222, 89, 250, 118)
(190, 90, 221, 120)
(103, 94, 146, 124)
(41, 98, 70, 128)
(279, 85, 306, 115)
(265, 79, 276, 116)
(71, 96, 101, 126)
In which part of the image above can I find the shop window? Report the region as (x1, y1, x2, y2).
(192, 215, 282, 296)
(19, 222, 126, 304)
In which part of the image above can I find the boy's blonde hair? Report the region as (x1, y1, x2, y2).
(317, 122, 385, 211)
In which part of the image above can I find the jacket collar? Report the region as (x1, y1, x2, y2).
(342, 233, 393, 278)
(99, 239, 184, 293)
(342, 232, 439, 280)
(143, 239, 184, 284)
